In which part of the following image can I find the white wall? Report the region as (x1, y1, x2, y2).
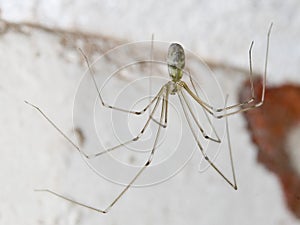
(1, 1, 300, 225)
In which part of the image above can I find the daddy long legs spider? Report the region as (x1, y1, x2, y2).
(25, 23, 272, 213)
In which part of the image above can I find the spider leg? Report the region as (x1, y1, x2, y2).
(88, 85, 167, 158)
(24, 100, 90, 158)
(35, 85, 168, 213)
(186, 71, 221, 142)
(163, 85, 169, 126)
(180, 87, 220, 143)
(24, 86, 165, 159)
(178, 90, 237, 189)
(79, 48, 159, 116)
(180, 23, 272, 119)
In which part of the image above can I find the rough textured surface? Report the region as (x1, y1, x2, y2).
(240, 79, 300, 219)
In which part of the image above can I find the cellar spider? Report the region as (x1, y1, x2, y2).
(25, 24, 272, 213)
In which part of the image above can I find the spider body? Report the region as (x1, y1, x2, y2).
(167, 43, 185, 82)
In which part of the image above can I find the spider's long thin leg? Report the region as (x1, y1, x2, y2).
(224, 96, 237, 188)
(204, 40, 255, 113)
(178, 90, 237, 189)
(36, 86, 168, 214)
(186, 71, 220, 142)
(211, 41, 256, 112)
(24, 100, 90, 159)
(180, 86, 220, 142)
(25, 86, 165, 159)
(79, 49, 158, 116)
(148, 84, 169, 128)
(88, 86, 166, 158)
(180, 23, 272, 119)
(100, 85, 167, 212)
(163, 86, 169, 127)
